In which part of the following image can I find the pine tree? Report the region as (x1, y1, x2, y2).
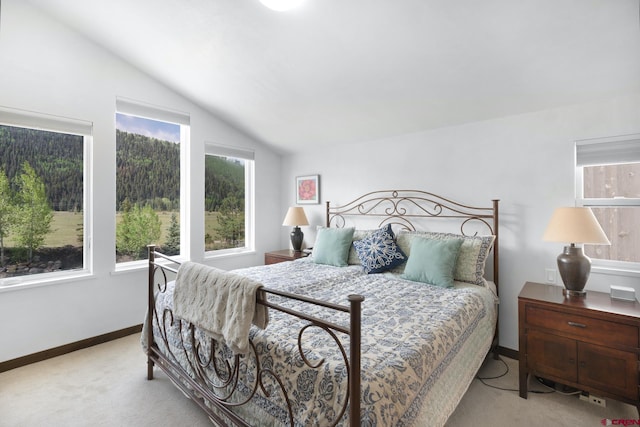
(215, 196, 244, 248)
(164, 212, 180, 255)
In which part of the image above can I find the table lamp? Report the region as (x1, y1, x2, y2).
(282, 207, 309, 252)
(543, 207, 610, 296)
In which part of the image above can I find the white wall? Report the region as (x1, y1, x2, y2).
(281, 92, 640, 351)
(0, 0, 282, 362)
(2, 1, 638, 363)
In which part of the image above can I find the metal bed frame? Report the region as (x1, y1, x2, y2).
(145, 190, 499, 426)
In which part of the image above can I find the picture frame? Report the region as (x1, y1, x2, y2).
(296, 174, 320, 204)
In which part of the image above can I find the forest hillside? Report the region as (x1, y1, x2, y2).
(0, 126, 244, 213)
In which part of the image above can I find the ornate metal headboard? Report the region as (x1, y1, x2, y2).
(325, 190, 499, 289)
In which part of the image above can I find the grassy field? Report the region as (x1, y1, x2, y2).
(3, 211, 225, 249)
(3, 211, 83, 247)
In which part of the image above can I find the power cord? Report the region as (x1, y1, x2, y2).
(533, 376, 582, 396)
(475, 355, 554, 394)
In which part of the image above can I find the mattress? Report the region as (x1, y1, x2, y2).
(145, 258, 497, 426)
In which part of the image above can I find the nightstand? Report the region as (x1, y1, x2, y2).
(518, 282, 640, 414)
(264, 249, 308, 265)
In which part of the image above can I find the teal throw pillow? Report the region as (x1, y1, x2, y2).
(312, 227, 355, 267)
(402, 237, 463, 288)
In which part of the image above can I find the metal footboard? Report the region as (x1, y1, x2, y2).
(146, 245, 363, 426)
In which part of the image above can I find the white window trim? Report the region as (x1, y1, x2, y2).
(114, 99, 190, 270)
(590, 264, 640, 278)
(0, 107, 93, 289)
(0, 105, 93, 135)
(575, 133, 640, 274)
(204, 143, 255, 259)
(180, 125, 191, 261)
(115, 97, 190, 126)
(0, 270, 95, 293)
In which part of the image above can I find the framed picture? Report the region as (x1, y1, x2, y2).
(296, 174, 320, 204)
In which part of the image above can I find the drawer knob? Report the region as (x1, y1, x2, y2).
(567, 321, 586, 328)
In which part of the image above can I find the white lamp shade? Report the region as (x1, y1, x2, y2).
(282, 207, 309, 226)
(543, 207, 610, 245)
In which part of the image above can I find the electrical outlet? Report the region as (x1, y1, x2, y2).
(580, 393, 606, 407)
(545, 268, 556, 284)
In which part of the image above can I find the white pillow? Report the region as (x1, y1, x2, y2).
(395, 230, 495, 286)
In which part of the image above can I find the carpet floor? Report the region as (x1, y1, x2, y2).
(0, 333, 637, 426)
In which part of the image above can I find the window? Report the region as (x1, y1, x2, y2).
(115, 98, 189, 264)
(576, 135, 640, 270)
(0, 108, 91, 285)
(204, 144, 254, 254)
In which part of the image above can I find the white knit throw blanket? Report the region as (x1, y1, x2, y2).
(173, 261, 269, 354)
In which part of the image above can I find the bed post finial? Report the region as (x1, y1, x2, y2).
(326, 201, 331, 227)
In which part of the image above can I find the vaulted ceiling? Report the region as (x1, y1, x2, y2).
(26, 0, 640, 153)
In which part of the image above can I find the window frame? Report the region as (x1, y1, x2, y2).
(575, 134, 640, 275)
(0, 107, 93, 289)
(203, 143, 255, 259)
(114, 98, 190, 270)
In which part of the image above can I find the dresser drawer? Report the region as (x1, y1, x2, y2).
(526, 306, 639, 348)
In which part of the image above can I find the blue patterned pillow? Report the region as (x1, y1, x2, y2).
(353, 224, 406, 274)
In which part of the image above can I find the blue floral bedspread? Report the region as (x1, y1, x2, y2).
(147, 258, 495, 426)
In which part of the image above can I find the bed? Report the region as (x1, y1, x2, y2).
(143, 190, 500, 426)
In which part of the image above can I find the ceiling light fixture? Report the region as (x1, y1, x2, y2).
(259, 0, 305, 12)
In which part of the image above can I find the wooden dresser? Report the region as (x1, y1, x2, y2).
(518, 281, 640, 413)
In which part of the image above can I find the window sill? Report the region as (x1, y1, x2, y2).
(112, 254, 189, 275)
(111, 249, 256, 275)
(111, 261, 147, 275)
(203, 248, 256, 261)
(0, 270, 95, 293)
(591, 265, 640, 279)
